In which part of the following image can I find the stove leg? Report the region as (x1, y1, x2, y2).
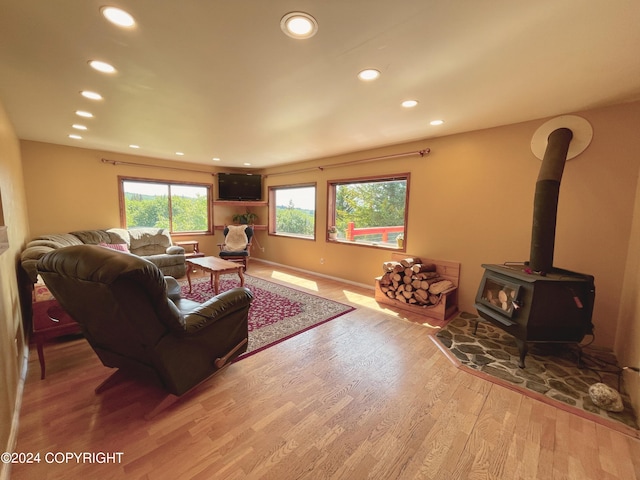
(514, 339, 528, 368)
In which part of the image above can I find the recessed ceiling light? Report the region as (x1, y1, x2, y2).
(176, 152, 184, 156)
(75, 110, 93, 118)
(243, 163, 251, 166)
(280, 12, 318, 39)
(358, 69, 380, 81)
(129, 144, 140, 149)
(68, 134, 82, 140)
(101, 6, 136, 28)
(402, 100, 418, 108)
(81, 90, 103, 100)
(430, 119, 444, 126)
(72, 124, 87, 130)
(212, 157, 221, 162)
(89, 60, 116, 74)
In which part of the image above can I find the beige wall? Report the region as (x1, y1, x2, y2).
(0, 100, 31, 480)
(617, 140, 640, 421)
(260, 101, 640, 350)
(20, 101, 640, 354)
(20, 143, 226, 253)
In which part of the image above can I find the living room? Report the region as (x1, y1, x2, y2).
(2, 2, 640, 478)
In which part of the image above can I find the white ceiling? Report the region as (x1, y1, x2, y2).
(1, 0, 639, 169)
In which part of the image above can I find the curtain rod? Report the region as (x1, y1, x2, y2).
(265, 149, 430, 178)
(101, 158, 216, 176)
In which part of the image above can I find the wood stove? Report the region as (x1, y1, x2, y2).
(474, 117, 596, 367)
(475, 263, 595, 367)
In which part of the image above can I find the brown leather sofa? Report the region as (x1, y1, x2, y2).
(36, 244, 253, 418)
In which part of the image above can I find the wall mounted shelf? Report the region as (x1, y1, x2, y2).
(213, 200, 267, 207)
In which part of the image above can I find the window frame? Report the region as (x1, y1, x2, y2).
(327, 173, 410, 251)
(118, 176, 213, 235)
(268, 182, 317, 240)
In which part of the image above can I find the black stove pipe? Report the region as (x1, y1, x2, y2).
(529, 127, 573, 274)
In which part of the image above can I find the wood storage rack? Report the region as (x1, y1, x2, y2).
(374, 253, 460, 321)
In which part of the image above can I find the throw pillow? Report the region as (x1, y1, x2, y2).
(98, 242, 130, 253)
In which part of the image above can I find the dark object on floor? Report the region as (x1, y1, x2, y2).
(37, 244, 253, 419)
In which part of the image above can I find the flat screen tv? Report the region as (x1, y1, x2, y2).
(217, 173, 262, 201)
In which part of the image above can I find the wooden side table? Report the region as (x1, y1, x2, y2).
(175, 240, 205, 259)
(31, 285, 82, 379)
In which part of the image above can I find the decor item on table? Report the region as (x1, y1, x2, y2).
(181, 274, 355, 359)
(20, 227, 187, 283)
(395, 233, 404, 248)
(36, 244, 253, 419)
(232, 209, 258, 225)
(218, 225, 253, 270)
(328, 226, 338, 240)
(432, 313, 638, 431)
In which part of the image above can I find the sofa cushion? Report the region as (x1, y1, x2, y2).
(106, 228, 131, 246)
(99, 242, 130, 253)
(128, 228, 172, 256)
(69, 230, 112, 245)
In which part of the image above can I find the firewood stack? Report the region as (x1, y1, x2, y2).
(378, 257, 454, 307)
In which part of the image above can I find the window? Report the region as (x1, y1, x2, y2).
(119, 177, 212, 234)
(268, 184, 316, 239)
(328, 174, 409, 249)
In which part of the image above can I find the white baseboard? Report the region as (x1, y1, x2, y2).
(253, 258, 374, 291)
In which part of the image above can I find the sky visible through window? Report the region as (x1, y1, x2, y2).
(124, 181, 204, 198)
(275, 186, 315, 210)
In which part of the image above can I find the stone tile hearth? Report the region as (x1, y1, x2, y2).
(434, 313, 638, 431)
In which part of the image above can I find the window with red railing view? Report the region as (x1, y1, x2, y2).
(328, 174, 409, 249)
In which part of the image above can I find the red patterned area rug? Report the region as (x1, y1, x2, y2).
(180, 275, 355, 360)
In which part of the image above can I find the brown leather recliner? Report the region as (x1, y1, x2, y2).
(36, 244, 253, 418)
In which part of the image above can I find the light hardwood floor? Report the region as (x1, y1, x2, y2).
(11, 261, 640, 479)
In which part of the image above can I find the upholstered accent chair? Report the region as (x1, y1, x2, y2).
(218, 225, 253, 270)
(36, 244, 253, 419)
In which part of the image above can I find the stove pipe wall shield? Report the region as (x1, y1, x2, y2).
(529, 127, 573, 274)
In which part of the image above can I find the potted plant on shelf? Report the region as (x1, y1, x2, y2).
(328, 226, 338, 240)
(232, 209, 258, 225)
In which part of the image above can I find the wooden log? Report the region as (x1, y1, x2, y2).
(411, 279, 422, 289)
(429, 294, 440, 304)
(415, 289, 428, 302)
(402, 275, 412, 285)
(400, 257, 421, 268)
(392, 273, 402, 282)
(414, 272, 440, 280)
(402, 290, 413, 299)
(411, 263, 437, 273)
(429, 280, 454, 295)
(383, 261, 402, 272)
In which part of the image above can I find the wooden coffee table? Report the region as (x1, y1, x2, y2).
(186, 256, 245, 294)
